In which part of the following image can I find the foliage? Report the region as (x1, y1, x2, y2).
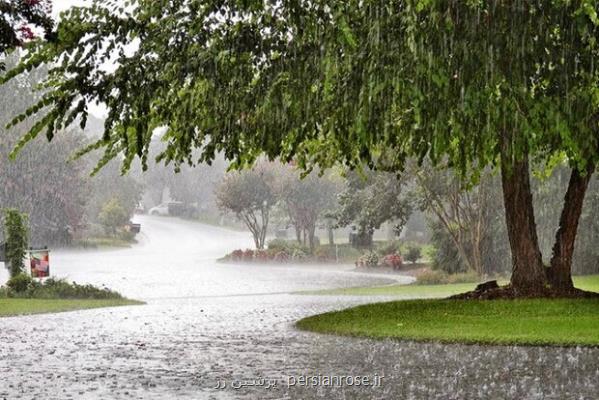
(377, 241, 401, 257)
(216, 161, 276, 249)
(335, 169, 412, 238)
(2, 208, 28, 277)
(356, 251, 379, 268)
(0, 56, 88, 246)
(274, 165, 341, 251)
(1, 277, 124, 299)
(3, 0, 599, 292)
(85, 159, 143, 228)
(98, 198, 130, 236)
(404, 245, 422, 264)
(381, 253, 403, 270)
(6, 272, 32, 292)
(0, 0, 54, 70)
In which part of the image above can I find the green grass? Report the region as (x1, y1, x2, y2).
(303, 274, 599, 298)
(296, 298, 599, 346)
(0, 298, 143, 317)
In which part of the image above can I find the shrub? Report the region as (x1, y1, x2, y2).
(382, 253, 403, 270)
(356, 251, 379, 268)
(416, 270, 449, 285)
(254, 249, 269, 262)
(291, 247, 309, 261)
(98, 198, 130, 236)
(274, 250, 290, 263)
(6, 273, 33, 293)
(314, 246, 335, 262)
(267, 238, 290, 253)
(378, 241, 401, 256)
(242, 249, 255, 261)
(1, 277, 124, 299)
(405, 245, 422, 264)
(231, 249, 244, 261)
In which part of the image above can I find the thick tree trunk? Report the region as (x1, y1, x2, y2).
(548, 164, 595, 290)
(500, 153, 547, 294)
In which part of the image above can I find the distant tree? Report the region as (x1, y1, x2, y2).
(404, 245, 421, 265)
(2, 208, 28, 277)
(216, 162, 277, 249)
(0, 56, 87, 246)
(98, 198, 129, 236)
(275, 166, 341, 252)
(334, 170, 412, 243)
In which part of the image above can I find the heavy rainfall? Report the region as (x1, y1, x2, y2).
(1, 1, 599, 399)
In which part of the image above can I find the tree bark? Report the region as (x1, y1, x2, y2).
(548, 164, 595, 290)
(500, 152, 547, 294)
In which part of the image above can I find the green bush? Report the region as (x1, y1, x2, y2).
(267, 238, 291, 252)
(3, 208, 29, 277)
(6, 273, 33, 293)
(1, 277, 124, 300)
(98, 198, 130, 236)
(377, 241, 401, 256)
(405, 245, 422, 264)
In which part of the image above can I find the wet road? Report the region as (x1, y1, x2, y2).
(1, 216, 598, 399)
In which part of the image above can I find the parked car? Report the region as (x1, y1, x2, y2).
(149, 203, 173, 216)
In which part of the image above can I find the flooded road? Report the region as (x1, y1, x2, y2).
(1, 216, 598, 399)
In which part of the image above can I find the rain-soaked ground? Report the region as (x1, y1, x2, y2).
(1, 216, 598, 399)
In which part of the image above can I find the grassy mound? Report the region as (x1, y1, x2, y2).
(296, 298, 599, 346)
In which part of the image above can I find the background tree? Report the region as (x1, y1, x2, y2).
(216, 162, 276, 249)
(275, 166, 341, 252)
(2, 208, 28, 277)
(334, 169, 412, 246)
(98, 198, 129, 237)
(0, 56, 88, 246)
(3, 1, 599, 296)
(414, 164, 502, 278)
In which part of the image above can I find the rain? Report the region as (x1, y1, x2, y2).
(2, 1, 599, 399)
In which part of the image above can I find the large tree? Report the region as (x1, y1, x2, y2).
(2, 1, 599, 296)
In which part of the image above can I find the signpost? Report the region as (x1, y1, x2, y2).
(29, 248, 50, 278)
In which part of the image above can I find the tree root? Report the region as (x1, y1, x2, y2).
(449, 282, 599, 300)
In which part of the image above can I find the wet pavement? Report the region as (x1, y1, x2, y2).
(1, 216, 598, 399)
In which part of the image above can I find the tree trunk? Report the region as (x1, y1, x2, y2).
(548, 164, 595, 290)
(500, 153, 547, 294)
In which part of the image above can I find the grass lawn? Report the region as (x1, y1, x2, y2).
(296, 298, 599, 346)
(303, 275, 599, 298)
(297, 275, 599, 346)
(0, 298, 143, 317)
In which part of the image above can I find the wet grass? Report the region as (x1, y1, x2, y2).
(0, 298, 143, 317)
(302, 274, 599, 298)
(296, 298, 599, 346)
